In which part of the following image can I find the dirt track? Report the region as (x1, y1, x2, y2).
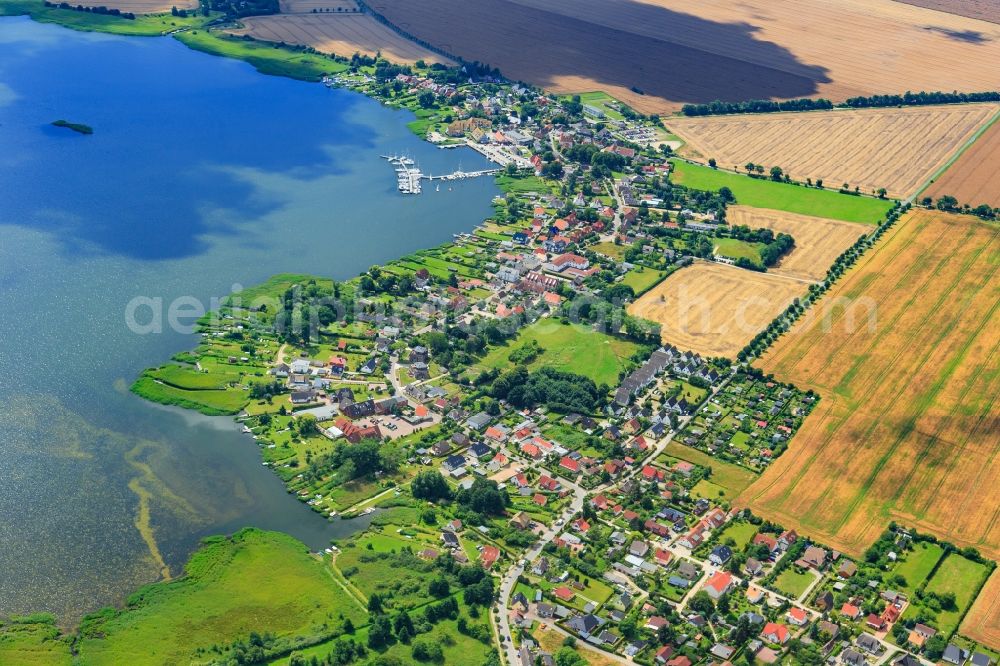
(371, 0, 1000, 113)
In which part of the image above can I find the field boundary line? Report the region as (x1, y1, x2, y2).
(914, 105, 1000, 202)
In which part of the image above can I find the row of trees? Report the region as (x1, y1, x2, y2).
(682, 90, 1000, 117)
(737, 202, 907, 361)
(681, 97, 834, 116)
(925, 194, 998, 220)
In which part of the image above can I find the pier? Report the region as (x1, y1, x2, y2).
(381, 154, 500, 194)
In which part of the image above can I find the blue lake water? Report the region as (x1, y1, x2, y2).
(0, 16, 498, 623)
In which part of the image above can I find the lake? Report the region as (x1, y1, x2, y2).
(0, 16, 498, 624)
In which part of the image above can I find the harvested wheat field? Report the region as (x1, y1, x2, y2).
(371, 0, 1000, 113)
(79, 0, 196, 12)
(963, 570, 1000, 648)
(895, 0, 1000, 24)
(628, 261, 806, 358)
(669, 104, 999, 199)
(229, 15, 453, 65)
(741, 209, 1000, 565)
(924, 117, 1000, 208)
(727, 206, 870, 282)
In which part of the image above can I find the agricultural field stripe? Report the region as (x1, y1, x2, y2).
(915, 105, 1000, 202)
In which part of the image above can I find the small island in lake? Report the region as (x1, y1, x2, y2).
(52, 119, 94, 134)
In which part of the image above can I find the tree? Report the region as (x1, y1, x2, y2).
(428, 576, 450, 597)
(418, 92, 435, 108)
(688, 590, 715, 615)
(412, 470, 452, 501)
(411, 637, 444, 662)
(769, 166, 784, 182)
(367, 614, 393, 648)
(368, 593, 384, 615)
(708, 158, 717, 168)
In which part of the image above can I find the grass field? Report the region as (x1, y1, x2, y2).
(131, 373, 250, 415)
(712, 237, 765, 265)
(174, 30, 348, 81)
(670, 160, 893, 223)
(893, 541, 945, 594)
(742, 210, 1000, 565)
(228, 14, 452, 65)
(475, 320, 640, 386)
(620, 267, 668, 295)
(669, 104, 999, 199)
(726, 206, 870, 282)
(0, 0, 205, 33)
(76, 529, 366, 665)
(773, 567, 814, 599)
(629, 260, 806, 358)
(661, 441, 758, 499)
(713, 521, 758, 550)
(0, 617, 72, 666)
(904, 554, 991, 635)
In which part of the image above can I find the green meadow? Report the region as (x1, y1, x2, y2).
(76, 530, 366, 665)
(0, 0, 209, 35)
(476, 320, 640, 386)
(670, 159, 893, 224)
(175, 31, 348, 82)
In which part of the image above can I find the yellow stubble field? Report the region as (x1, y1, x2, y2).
(739, 210, 999, 638)
(628, 261, 806, 358)
(669, 104, 999, 199)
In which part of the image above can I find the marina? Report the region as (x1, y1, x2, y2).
(381, 154, 501, 194)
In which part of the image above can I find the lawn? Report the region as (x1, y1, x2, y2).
(773, 567, 814, 599)
(621, 267, 668, 295)
(0, 0, 209, 35)
(713, 521, 759, 550)
(670, 159, 893, 224)
(892, 541, 944, 594)
(592, 241, 627, 260)
(476, 320, 640, 387)
(572, 90, 629, 121)
(76, 529, 366, 665)
(494, 174, 554, 195)
(713, 237, 765, 265)
(906, 554, 991, 635)
(174, 30, 347, 82)
(661, 441, 758, 498)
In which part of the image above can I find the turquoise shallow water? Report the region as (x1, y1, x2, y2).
(0, 16, 497, 622)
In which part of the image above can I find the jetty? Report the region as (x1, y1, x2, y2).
(381, 154, 500, 194)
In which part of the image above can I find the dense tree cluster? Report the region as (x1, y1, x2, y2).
(455, 478, 509, 517)
(490, 366, 605, 413)
(411, 471, 452, 502)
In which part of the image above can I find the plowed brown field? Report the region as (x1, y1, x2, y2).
(924, 117, 1000, 208)
(229, 15, 453, 65)
(726, 206, 870, 282)
(741, 208, 1000, 564)
(894, 0, 1000, 24)
(370, 0, 1000, 113)
(669, 105, 999, 199)
(628, 261, 806, 358)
